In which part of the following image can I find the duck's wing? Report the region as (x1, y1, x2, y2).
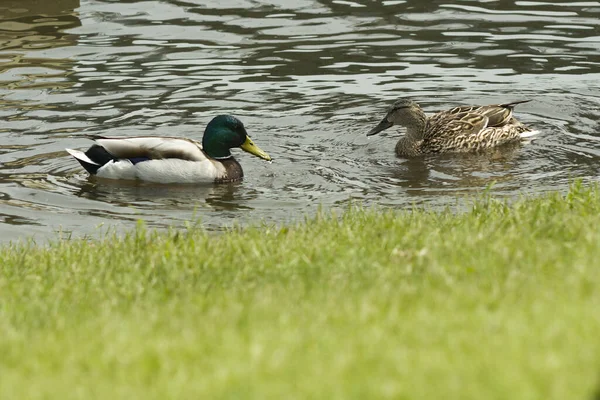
(442, 100, 530, 127)
(425, 111, 489, 141)
(95, 137, 207, 161)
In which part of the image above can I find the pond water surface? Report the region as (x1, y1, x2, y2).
(0, 0, 599, 242)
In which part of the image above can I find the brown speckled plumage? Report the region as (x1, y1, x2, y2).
(367, 99, 534, 158)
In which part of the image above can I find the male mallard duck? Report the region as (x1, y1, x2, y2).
(66, 115, 271, 184)
(367, 99, 538, 157)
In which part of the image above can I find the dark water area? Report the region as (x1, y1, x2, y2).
(0, 0, 599, 241)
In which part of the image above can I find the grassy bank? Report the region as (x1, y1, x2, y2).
(1, 183, 600, 399)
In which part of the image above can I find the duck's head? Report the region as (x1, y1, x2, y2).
(203, 115, 271, 161)
(367, 99, 423, 136)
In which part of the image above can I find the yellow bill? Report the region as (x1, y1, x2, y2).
(240, 136, 272, 161)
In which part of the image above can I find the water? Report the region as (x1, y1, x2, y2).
(0, 0, 599, 242)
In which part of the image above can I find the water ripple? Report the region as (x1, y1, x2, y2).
(0, 0, 598, 241)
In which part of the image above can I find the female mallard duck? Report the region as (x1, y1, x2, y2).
(66, 115, 271, 184)
(367, 99, 538, 157)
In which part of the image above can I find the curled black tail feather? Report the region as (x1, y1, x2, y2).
(501, 99, 531, 109)
(85, 145, 114, 165)
(79, 145, 115, 174)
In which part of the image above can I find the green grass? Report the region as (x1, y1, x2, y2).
(2, 182, 600, 399)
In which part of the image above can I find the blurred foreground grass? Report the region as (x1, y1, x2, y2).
(1, 182, 599, 399)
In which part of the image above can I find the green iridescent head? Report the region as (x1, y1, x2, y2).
(202, 115, 271, 161)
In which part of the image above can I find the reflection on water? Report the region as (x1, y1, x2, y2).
(75, 178, 253, 212)
(0, 0, 599, 242)
(389, 141, 526, 193)
(0, 0, 80, 49)
(0, 0, 80, 90)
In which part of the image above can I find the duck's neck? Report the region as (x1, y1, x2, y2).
(402, 107, 427, 140)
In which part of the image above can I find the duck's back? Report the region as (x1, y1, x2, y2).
(421, 102, 530, 153)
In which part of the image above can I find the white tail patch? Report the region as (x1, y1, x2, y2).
(65, 148, 99, 165)
(520, 130, 540, 139)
